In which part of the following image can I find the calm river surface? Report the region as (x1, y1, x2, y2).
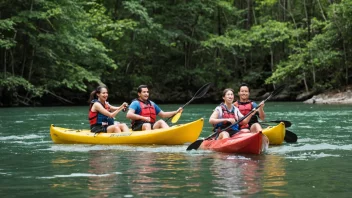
(1, 102, 351, 197)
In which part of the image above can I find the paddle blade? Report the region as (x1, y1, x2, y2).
(194, 82, 212, 99)
(284, 129, 298, 143)
(186, 139, 204, 151)
(271, 84, 286, 97)
(171, 112, 182, 124)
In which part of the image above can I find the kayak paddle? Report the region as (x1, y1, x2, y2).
(186, 85, 286, 151)
(168, 82, 212, 124)
(284, 129, 298, 143)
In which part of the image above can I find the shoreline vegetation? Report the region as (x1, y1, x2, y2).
(2, 86, 352, 107)
(1, 1, 352, 107)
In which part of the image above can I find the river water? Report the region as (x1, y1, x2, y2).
(0, 102, 351, 197)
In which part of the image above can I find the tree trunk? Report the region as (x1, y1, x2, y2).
(309, 49, 316, 84)
(303, 72, 309, 92)
(30, 0, 34, 11)
(246, 0, 252, 29)
(303, 0, 311, 40)
(270, 47, 275, 88)
(10, 31, 17, 76)
(28, 48, 35, 82)
(283, 0, 287, 21)
(343, 41, 348, 85)
(10, 50, 14, 76)
(184, 42, 188, 68)
(113, 0, 120, 20)
(184, 15, 199, 69)
(21, 47, 27, 77)
(317, 0, 327, 21)
(217, 6, 221, 36)
(252, 3, 257, 25)
(313, 65, 316, 84)
(279, 1, 298, 30)
(3, 50, 7, 78)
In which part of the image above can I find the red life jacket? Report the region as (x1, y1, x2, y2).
(233, 100, 254, 129)
(221, 104, 236, 120)
(234, 101, 253, 115)
(88, 100, 114, 127)
(132, 99, 157, 125)
(214, 103, 239, 131)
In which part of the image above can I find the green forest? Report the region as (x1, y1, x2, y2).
(1, 0, 351, 106)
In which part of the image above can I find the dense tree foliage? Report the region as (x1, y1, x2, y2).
(1, 0, 351, 106)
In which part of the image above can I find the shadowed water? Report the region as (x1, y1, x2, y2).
(0, 102, 351, 197)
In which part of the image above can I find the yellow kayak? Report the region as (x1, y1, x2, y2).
(262, 122, 286, 145)
(50, 118, 204, 145)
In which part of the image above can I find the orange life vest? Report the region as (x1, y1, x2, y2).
(213, 103, 239, 132)
(131, 99, 157, 126)
(234, 100, 258, 128)
(88, 99, 114, 127)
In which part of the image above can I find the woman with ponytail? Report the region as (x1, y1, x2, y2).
(88, 85, 129, 133)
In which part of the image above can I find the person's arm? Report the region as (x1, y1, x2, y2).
(256, 101, 265, 121)
(109, 102, 128, 111)
(208, 107, 233, 125)
(157, 106, 183, 118)
(209, 109, 221, 125)
(92, 103, 122, 118)
(238, 108, 258, 125)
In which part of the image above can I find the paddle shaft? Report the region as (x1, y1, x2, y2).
(181, 82, 211, 108)
(166, 82, 212, 122)
(180, 96, 197, 108)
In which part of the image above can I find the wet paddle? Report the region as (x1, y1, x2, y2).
(167, 82, 212, 124)
(284, 129, 298, 143)
(186, 85, 285, 151)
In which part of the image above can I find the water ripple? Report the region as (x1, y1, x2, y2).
(37, 172, 122, 179)
(0, 134, 44, 141)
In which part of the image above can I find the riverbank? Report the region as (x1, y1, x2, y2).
(2, 85, 352, 107)
(303, 86, 352, 104)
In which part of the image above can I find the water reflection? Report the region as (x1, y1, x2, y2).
(128, 152, 160, 196)
(262, 154, 288, 196)
(209, 153, 262, 197)
(127, 152, 190, 197)
(87, 150, 121, 198)
(209, 153, 287, 197)
(49, 147, 202, 197)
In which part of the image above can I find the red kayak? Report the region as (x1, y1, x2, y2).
(199, 132, 268, 154)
